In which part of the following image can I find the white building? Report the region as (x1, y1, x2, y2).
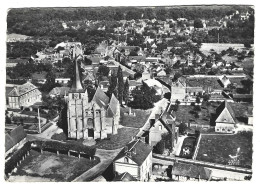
(114, 139, 153, 181)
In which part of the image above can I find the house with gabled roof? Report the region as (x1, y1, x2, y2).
(114, 138, 153, 181)
(219, 75, 231, 88)
(215, 100, 237, 133)
(5, 126, 27, 158)
(6, 82, 42, 109)
(67, 56, 120, 140)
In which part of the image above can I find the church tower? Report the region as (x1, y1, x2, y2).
(67, 56, 89, 139)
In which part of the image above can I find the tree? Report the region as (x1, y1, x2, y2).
(128, 81, 161, 110)
(123, 79, 130, 105)
(194, 19, 203, 28)
(107, 72, 118, 98)
(153, 140, 165, 154)
(178, 123, 188, 135)
(117, 66, 124, 104)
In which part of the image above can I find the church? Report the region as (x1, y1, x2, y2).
(67, 56, 120, 140)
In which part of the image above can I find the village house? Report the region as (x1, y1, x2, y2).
(215, 100, 237, 133)
(49, 87, 70, 98)
(55, 78, 71, 85)
(171, 162, 212, 181)
(67, 56, 120, 140)
(6, 82, 42, 109)
(5, 126, 27, 159)
(113, 138, 153, 181)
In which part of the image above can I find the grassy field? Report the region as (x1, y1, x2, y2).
(95, 127, 140, 150)
(174, 102, 219, 126)
(174, 102, 251, 126)
(120, 107, 151, 128)
(13, 150, 100, 182)
(195, 132, 252, 168)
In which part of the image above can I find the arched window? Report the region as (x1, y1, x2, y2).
(124, 157, 129, 163)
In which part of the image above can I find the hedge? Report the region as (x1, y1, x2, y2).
(5, 141, 31, 175)
(31, 140, 96, 157)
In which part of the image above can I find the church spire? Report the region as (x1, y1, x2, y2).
(71, 57, 84, 91)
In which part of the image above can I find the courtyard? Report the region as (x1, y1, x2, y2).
(10, 149, 100, 182)
(195, 132, 252, 169)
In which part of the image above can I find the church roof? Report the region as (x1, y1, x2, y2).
(70, 58, 85, 93)
(92, 86, 109, 108)
(107, 94, 119, 117)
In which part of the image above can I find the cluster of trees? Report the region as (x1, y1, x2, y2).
(106, 66, 127, 105)
(128, 81, 161, 110)
(7, 42, 47, 58)
(8, 61, 52, 79)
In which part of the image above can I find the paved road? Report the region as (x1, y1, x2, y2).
(72, 148, 122, 182)
(136, 98, 169, 137)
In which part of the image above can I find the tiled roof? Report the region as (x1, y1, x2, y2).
(216, 100, 236, 123)
(172, 162, 212, 180)
(107, 94, 119, 117)
(92, 86, 109, 108)
(113, 172, 137, 181)
(115, 139, 152, 166)
(5, 134, 15, 152)
(7, 82, 38, 97)
(9, 125, 27, 144)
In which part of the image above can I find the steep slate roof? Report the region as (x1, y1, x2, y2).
(70, 58, 84, 92)
(6, 126, 27, 152)
(172, 162, 212, 180)
(92, 86, 109, 108)
(114, 139, 153, 166)
(216, 100, 236, 123)
(113, 172, 137, 181)
(107, 94, 119, 117)
(5, 134, 15, 152)
(9, 125, 27, 144)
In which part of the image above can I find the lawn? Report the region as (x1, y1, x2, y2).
(12, 149, 100, 182)
(51, 127, 140, 150)
(120, 107, 151, 128)
(173, 102, 218, 126)
(195, 132, 252, 168)
(95, 127, 140, 150)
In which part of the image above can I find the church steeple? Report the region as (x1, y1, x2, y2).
(70, 57, 84, 92)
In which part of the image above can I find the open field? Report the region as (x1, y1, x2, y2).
(120, 107, 151, 128)
(195, 132, 252, 168)
(12, 150, 100, 182)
